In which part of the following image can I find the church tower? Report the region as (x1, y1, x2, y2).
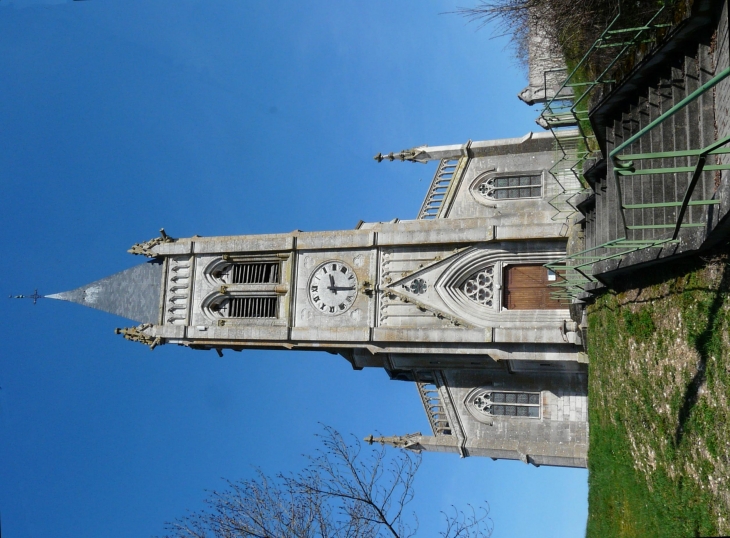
(49, 132, 588, 468)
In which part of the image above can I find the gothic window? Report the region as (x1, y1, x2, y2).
(462, 265, 495, 306)
(473, 390, 540, 418)
(210, 296, 278, 318)
(213, 262, 280, 284)
(477, 175, 542, 200)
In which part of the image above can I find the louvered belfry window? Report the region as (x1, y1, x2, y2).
(229, 262, 280, 284)
(226, 297, 278, 318)
(209, 258, 284, 320)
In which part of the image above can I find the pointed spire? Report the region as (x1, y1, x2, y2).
(46, 262, 163, 324)
(373, 146, 429, 164)
(373, 142, 472, 164)
(364, 433, 423, 452)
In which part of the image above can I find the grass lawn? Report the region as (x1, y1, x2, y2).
(586, 250, 730, 537)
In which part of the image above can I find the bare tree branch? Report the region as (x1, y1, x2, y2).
(161, 426, 492, 538)
(452, 0, 669, 71)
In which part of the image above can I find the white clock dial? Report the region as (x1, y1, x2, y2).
(308, 261, 358, 315)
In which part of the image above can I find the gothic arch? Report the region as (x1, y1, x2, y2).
(203, 256, 282, 286)
(469, 170, 544, 206)
(464, 386, 542, 423)
(434, 244, 568, 326)
(200, 291, 279, 321)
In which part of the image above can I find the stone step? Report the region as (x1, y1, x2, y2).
(684, 49, 704, 224)
(576, 5, 727, 291)
(623, 100, 643, 239)
(672, 58, 691, 225)
(586, 41, 720, 281)
(698, 42, 717, 209)
(647, 80, 664, 241)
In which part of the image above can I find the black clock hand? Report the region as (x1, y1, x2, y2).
(328, 274, 337, 293)
(329, 286, 355, 291)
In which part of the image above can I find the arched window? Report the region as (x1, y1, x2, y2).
(212, 262, 280, 284)
(203, 256, 288, 322)
(209, 296, 278, 318)
(477, 174, 542, 200)
(472, 390, 540, 418)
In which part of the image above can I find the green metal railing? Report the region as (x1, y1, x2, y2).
(545, 237, 679, 299)
(540, 5, 670, 132)
(538, 3, 671, 229)
(546, 131, 589, 224)
(536, 1, 730, 301)
(549, 63, 730, 301)
(610, 65, 730, 239)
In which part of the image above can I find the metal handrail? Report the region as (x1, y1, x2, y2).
(611, 66, 730, 158)
(545, 131, 587, 223)
(538, 2, 671, 231)
(610, 66, 730, 241)
(546, 237, 679, 300)
(536, 2, 723, 301)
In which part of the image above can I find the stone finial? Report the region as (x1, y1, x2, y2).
(364, 433, 423, 452)
(114, 324, 162, 350)
(128, 228, 175, 258)
(373, 146, 429, 164)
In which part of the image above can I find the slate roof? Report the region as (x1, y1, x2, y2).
(47, 261, 163, 324)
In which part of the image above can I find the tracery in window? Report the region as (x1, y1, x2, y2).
(213, 262, 280, 284)
(462, 265, 495, 306)
(473, 391, 540, 418)
(477, 175, 542, 200)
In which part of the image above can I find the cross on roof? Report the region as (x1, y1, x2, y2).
(9, 289, 43, 304)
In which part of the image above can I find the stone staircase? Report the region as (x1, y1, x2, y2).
(577, 20, 730, 291)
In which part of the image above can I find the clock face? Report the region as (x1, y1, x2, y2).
(308, 261, 358, 315)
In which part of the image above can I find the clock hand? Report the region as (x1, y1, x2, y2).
(329, 286, 355, 291)
(328, 274, 337, 293)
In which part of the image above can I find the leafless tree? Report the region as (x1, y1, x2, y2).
(454, 0, 668, 71)
(162, 426, 492, 538)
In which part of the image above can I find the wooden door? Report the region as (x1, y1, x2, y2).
(503, 265, 563, 310)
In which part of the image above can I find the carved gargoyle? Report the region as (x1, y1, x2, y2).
(114, 324, 162, 350)
(128, 228, 175, 258)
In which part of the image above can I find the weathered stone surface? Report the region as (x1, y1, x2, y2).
(58, 131, 590, 468)
(47, 261, 163, 324)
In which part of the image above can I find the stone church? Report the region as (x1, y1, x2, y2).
(38, 0, 730, 474)
(48, 130, 589, 469)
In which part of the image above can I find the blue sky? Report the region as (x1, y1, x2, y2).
(0, 1, 587, 536)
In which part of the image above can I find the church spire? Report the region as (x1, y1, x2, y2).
(373, 146, 430, 163)
(373, 141, 472, 164)
(364, 433, 423, 452)
(45, 261, 164, 324)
